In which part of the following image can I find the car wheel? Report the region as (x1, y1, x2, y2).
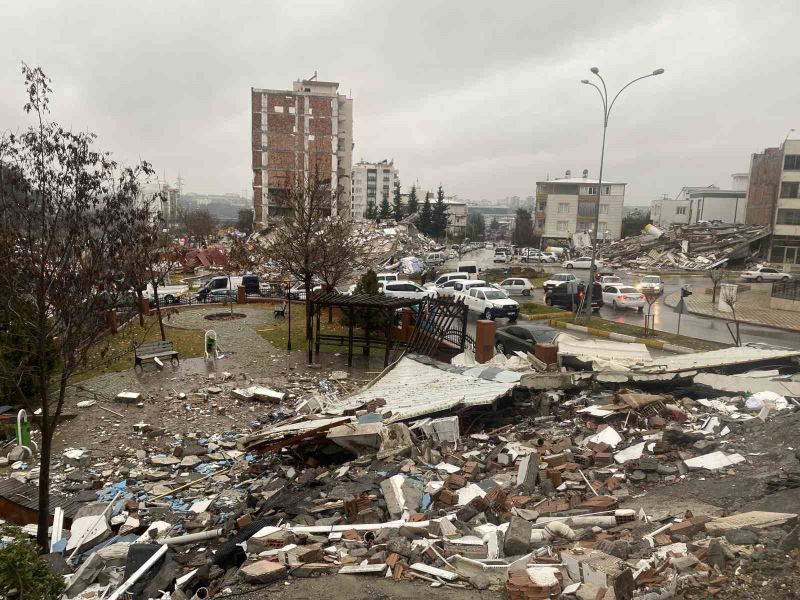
(566, 264, 573, 269)
(613, 300, 618, 310)
(782, 276, 790, 281)
(509, 314, 517, 322)
(545, 296, 552, 306)
(756, 276, 762, 282)
(483, 308, 492, 320)
(164, 295, 175, 304)
(495, 342, 506, 355)
(522, 289, 531, 296)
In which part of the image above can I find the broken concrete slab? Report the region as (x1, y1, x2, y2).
(705, 511, 798, 536)
(238, 560, 287, 583)
(684, 451, 745, 471)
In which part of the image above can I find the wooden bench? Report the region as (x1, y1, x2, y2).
(274, 302, 287, 319)
(134, 340, 179, 370)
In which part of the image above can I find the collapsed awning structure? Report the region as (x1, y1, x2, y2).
(630, 344, 800, 374)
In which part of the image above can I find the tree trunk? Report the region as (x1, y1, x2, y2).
(305, 277, 313, 365)
(152, 284, 166, 341)
(136, 289, 145, 327)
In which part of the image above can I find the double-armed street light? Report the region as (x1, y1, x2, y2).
(578, 66, 664, 317)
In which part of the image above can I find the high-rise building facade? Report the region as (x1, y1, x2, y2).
(746, 139, 800, 266)
(351, 159, 399, 220)
(251, 78, 353, 224)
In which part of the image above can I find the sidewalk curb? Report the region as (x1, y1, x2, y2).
(546, 319, 696, 354)
(518, 311, 571, 321)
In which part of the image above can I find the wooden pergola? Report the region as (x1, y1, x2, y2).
(310, 291, 422, 367)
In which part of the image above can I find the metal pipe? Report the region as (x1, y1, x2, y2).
(107, 543, 168, 600)
(50, 507, 64, 552)
(190, 588, 209, 600)
(160, 528, 224, 546)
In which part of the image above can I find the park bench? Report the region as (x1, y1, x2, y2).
(134, 340, 179, 370)
(274, 302, 287, 319)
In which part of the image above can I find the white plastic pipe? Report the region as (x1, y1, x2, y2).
(160, 528, 224, 546)
(50, 507, 64, 552)
(106, 543, 168, 600)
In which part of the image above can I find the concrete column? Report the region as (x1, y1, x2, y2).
(106, 309, 117, 334)
(237, 285, 246, 304)
(475, 319, 496, 364)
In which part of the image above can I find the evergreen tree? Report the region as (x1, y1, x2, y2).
(392, 185, 404, 221)
(378, 193, 391, 220)
(432, 185, 449, 240)
(364, 199, 377, 221)
(466, 212, 486, 241)
(407, 185, 419, 215)
(419, 194, 433, 236)
(513, 208, 534, 246)
(344, 269, 389, 335)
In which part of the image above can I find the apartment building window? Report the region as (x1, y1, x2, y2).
(784, 155, 800, 170)
(777, 209, 800, 225)
(586, 187, 596, 195)
(557, 221, 568, 232)
(676, 207, 687, 215)
(599, 204, 609, 214)
(604, 186, 610, 195)
(558, 202, 569, 213)
(274, 106, 284, 113)
(780, 182, 800, 198)
(599, 221, 608, 233)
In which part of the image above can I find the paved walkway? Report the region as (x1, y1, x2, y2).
(665, 285, 800, 332)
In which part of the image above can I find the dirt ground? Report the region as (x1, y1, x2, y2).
(226, 575, 502, 600)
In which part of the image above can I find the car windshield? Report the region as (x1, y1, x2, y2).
(642, 277, 659, 283)
(484, 290, 508, 300)
(619, 287, 639, 293)
(605, 277, 621, 282)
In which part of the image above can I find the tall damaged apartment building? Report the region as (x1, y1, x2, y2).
(251, 77, 353, 224)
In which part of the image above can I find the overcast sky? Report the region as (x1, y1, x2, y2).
(2, 1, 798, 206)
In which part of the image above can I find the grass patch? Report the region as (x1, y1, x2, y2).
(564, 316, 727, 351)
(254, 306, 354, 352)
(520, 303, 571, 317)
(74, 313, 205, 382)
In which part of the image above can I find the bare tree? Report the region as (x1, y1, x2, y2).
(236, 208, 254, 235)
(317, 217, 373, 322)
(259, 170, 345, 363)
(180, 207, 216, 245)
(720, 283, 741, 346)
(0, 65, 158, 550)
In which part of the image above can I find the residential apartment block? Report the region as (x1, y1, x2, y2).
(650, 175, 748, 228)
(746, 139, 800, 266)
(351, 159, 399, 220)
(251, 77, 353, 224)
(535, 170, 626, 243)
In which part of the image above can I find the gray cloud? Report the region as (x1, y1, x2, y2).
(1, 0, 798, 205)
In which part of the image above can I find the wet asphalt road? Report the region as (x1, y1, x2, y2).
(442, 248, 800, 349)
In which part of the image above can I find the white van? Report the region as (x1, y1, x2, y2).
(376, 272, 399, 283)
(423, 271, 470, 290)
(425, 251, 446, 266)
(451, 279, 491, 300)
(456, 261, 479, 280)
(197, 275, 242, 301)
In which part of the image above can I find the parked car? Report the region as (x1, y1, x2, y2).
(196, 275, 242, 302)
(380, 280, 431, 300)
(425, 251, 446, 266)
(289, 283, 323, 300)
(541, 252, 558, 263)
(376, 272, 400, 284)
(423, 271, 470, 290)
(740, 266, 791, 282)
(542, 272, 578, 293)
(457, 261, 479, 279)
(493, 252, 509, 263)
(602, 285, 646, 311)
(451, 279, 490, 300)
(500, 277, 533, 296)
(144, 283, 189, 305)
(464, 287, 519, 321)
(598, 275, 623, 287)
(521, 249, 546, 263)
(562, 256, 601, 269)
(494, 324, 560, 355)
(639, 275, 663, 294)
(545, 281, 603, 312)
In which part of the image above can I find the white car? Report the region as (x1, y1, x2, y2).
(541, 252, 558, 263)
(602, 285, 646, 311)
(639, 275, 663, 293)
(500, 277, 533, 297)
(543, 272, 578, 293)
(423, 271, 470, 290)
(740, 266, 791, 282)
(562, 256, 601, 269)
(451, 279, 490, 300)
(380, 280, 431, 300)
(376, 272, 399, 284)
(598, 275, 623, 287)
(144, 283, 189, 304)
(289, 283, 323, 300)
(465, 287, 519, 321)
(493, 252, 509, 263)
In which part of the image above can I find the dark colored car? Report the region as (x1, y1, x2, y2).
(545, 281, 603, 312)
(494, 324, 560, 355)
(242, 275, 261, 295)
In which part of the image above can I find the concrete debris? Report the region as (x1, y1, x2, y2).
(598, 222, 771, 271)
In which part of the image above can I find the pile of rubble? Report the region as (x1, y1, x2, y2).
(599, 222, 771, 271)
(4, 350, 800, 599)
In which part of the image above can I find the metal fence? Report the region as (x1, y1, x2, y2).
(772, 279, 800, 301)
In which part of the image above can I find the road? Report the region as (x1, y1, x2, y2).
(441, 248, 800, 350)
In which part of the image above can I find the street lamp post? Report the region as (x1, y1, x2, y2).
(579, 66, 664, 318)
